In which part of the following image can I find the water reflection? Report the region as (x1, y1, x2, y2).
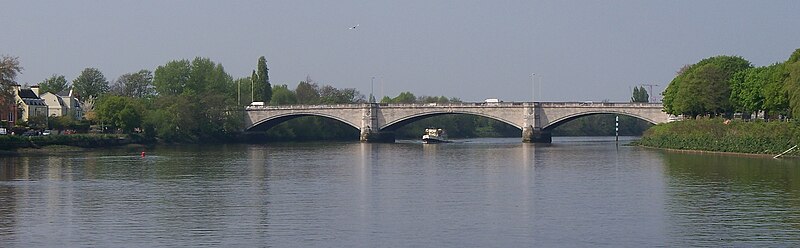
(663, 152, 800, 246)
(0, 140, 799, 247)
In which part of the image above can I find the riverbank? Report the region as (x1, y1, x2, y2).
(633, 118, 800, 157)
(0, 134, 153, 152)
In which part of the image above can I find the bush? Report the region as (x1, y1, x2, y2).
(634, 119, 800, 155)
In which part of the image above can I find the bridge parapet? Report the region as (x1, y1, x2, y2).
(244, 101, 667, 143)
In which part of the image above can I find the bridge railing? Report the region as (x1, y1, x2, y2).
(246, 104, 365, 110)
(537, 102, 663, 108)
(245, 102, 663, 110)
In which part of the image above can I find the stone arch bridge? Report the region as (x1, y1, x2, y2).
(245, 102, 669, 143)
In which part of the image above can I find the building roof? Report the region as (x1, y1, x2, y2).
(18, 89, 40, 99)
(40, 92, 66, 106)
(22, 98, 46, 106)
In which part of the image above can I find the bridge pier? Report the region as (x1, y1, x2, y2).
(360, 131, 395, 143)
(360, 103, 395, 143)
(522, 126, 552, 143)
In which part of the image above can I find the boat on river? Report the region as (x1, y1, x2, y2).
(422, 128, 451, 144)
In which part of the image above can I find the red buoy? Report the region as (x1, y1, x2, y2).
(141, 151, 146, 157)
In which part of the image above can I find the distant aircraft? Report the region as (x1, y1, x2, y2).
(349, 24, 359, 30)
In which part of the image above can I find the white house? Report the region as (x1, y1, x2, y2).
(15, 85, 48, 122)
(38, 88, 83, 119)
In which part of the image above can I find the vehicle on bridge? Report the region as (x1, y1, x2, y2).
(422, 128, 451, 144)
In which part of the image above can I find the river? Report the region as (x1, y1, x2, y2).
(1, 137, 799, 247)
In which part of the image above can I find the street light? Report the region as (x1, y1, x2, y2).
(530, 73, 535, 103)
(370, 76, 375, 103)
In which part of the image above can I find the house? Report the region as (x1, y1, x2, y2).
(15, 85, 48, 122)
(40, 92, 67, 117)
(40, 89, 82, 119)
(1, 86, 19, 127)
(59, 89, 83, 119)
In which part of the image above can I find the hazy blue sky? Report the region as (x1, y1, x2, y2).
(2, 1, 799, 102)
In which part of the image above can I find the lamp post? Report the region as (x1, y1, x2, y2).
(370, 76, 375, 103)
(530, 73, 535, 103)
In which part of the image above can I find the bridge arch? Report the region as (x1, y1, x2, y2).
(542, 110, 657, 131)
(380, 111, 522, 131)
(247, 112, 361, 132)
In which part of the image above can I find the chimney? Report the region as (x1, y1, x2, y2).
(30, 85, 40, 97)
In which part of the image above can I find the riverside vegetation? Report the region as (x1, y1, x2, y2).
(640, 48, 800, 156)
(2, 55, 651, 150)
(634, 119, 800, 156)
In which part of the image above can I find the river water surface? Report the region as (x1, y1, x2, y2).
(1, 137, 799, 247)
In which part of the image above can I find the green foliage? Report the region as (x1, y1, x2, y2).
(0, 133, 137, 150)
(110, 70, 154, 98)
(295, 80, 320, 104)
(95, 95, 145, 133)
(264, 116, 359, 141)
(418, 95, 452, 103)
(234, 77, 254, 106)
(318, 85, 364, 104)
(663, 55, 752, 116)
(270, 84, 297, 105)
(145, 57, 240, 142)
(27, 115, 47, 130)
(72, 68, 109, 101)
(391, 91, 417, 103)
(551, 114, 652, 136)
(786, 49, 800, 118)
(674, 64, 730, 117)
(631, 86, 649, 103)
(635, 119, 800, 155)
(730, 63, 789, 117)
(393, 114, 519, 139)
(39, 74, 69, 94)
(256, 56, 271, 103)
(153, 60, 191, 96)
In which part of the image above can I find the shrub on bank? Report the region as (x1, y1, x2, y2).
(634, 119, 800, 155)
(0, 134, 137, 150)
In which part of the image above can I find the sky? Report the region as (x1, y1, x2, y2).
(2, 0, 799, 102)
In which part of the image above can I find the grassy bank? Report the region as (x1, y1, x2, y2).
(633, 119, 800, 156)
(0, 134, 151, 150)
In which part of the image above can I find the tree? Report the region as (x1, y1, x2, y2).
(257, 56, 272, 103)
(95, 95, 144, 133)
(393, 91, 417, 103)
(110, 70, 154, 98)
(631, 86, 649, 103)
(146, 57, 239, 141)
(663, 55, 752, 115)
(270, 84, 297, 105)
(72, 68, 109, 101)
(729, 68, 765, 114)
(786, 49, 800, 118)
(674, 64, 729, 117)
(1, 55, 23, 114)
(295, 79, 320, 104)
(39, 74, 69, 94)
(153, 60, 191, 96)
(318, 85, 364, 104)
(234, 77, 253, 106)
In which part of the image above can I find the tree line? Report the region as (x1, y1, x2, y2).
(3, 54, 654, 142)
(662, 49, 800, 119)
